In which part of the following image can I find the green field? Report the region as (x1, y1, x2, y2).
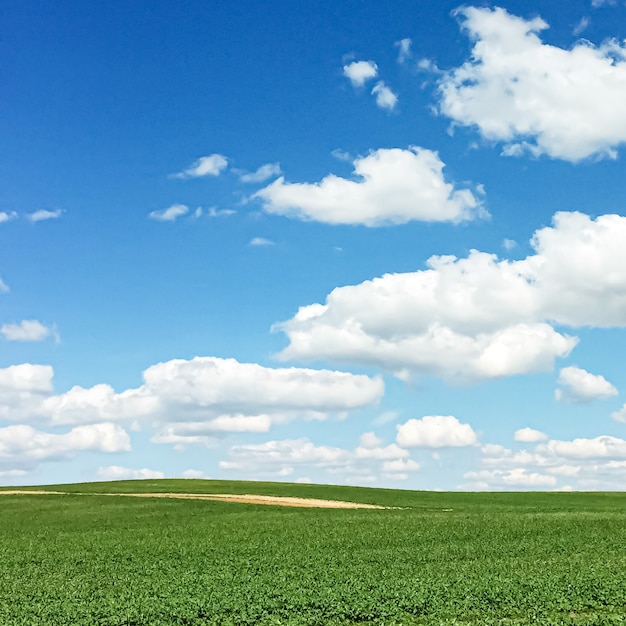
(1, 480, 626, 625)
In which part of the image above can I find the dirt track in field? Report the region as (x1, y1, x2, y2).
(0, 490, 384, 509)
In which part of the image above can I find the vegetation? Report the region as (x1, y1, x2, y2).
(1, 479, 625, 624)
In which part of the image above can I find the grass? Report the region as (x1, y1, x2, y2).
(1, 479, 626, 624)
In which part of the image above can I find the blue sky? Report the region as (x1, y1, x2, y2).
(3, 0, 626, 490)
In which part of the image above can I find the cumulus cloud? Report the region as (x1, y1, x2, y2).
(555, 366, 618, 403)
(97, 465, 164, 481)
(254, 147, 485, 226)
(514, 427, 548, 443)
(0, 423, 130, 473)
(0, 211, 17, 224)
(437, 6, 626, 161)
(239, 163, 282, 183)
(148, 204, 189, 222)
(0, 359, 383, 453)
(343, 60, 378, 86)
(27, 209, 62, 222)
(276, 212, 626, 382)
(396, 415, 478, 448)
(611, 404, 626, 423)
(0, 278, 8, 294)
(1, 320, 52, 342)
(371, 82, 398, 111)
(172, 154, 228, 179)
(182, 469, 206, 479)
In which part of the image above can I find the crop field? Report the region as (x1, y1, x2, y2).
(1, 480, 626, 625)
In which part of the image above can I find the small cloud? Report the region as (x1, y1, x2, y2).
(208, 207, 236, 217)
(555, 366, 618, 403)
(573, 16, 590, 35)
(503, 238, 518, 251)
(27, 209, 63, 223)
(249, 237, 275, 247)
(172, 154, 228, 179)
(0, 211, 17, 224)
(611, 404, 626, 423)
(331, 149, 353, 162)
(514, 427, 548, 443)
(182, 469, 206, 479)
(239, 163, 282, 184)
(295, 477, 312, 484)
(371, 81, 398, 111)
(0, 278, 9, 294)
(1, 320, 52, 342)
(148, 204, 189, 222)
(97, 466, 165, 481)
(395, 38, 412, 63)
(194, 207, 203, 218)
(592, 0, 616, 7)
(359, 431, 384, 449)
(343, 60, 378, 87)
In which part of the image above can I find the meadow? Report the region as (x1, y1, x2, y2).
(1, 479, 626, 625)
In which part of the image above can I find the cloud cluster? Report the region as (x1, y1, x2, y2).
(276, 212, 626, 382)
(220, 414, 476, 483)
(255, 147, 485, 226)
(343, 60, 399, 111)
(464, 431, 626, 490)
(0, 423, 130, 473)
(0, 358, 383, 452)
(437, 6, 626, 161)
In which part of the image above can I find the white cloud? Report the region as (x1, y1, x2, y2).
(172, 154, 228, 179)
(182, 469, 206, 479)
(0, 278, 8, 294)
(97, 465, 164, 481)
(0, 422, 130, 472)
(220, 433, 415, 483)
(514, 427, 548, 443)
(359, 431, 383, 449)
(538, 435, 626, 459)
(239, 163, 282, 183)
(343, 60, 378, 87)
(276, 212, 626, 382)
(0, 359, 383, 449)
(371, 82, 398, 111)
(148, 204, 189, 222)
(207, 207, 236, 218)
(249, 237, 275, 246)
(0, 211, 17, 224)
(396, 415, 478, 448)
(27, 209, 62, 222)
(254, 147, 485, 226)
(555, 366, 618, 403)
(503, 238, 517, 251)
(611, 404, 626, 423)
(592, 0, 617, 7)
(220, 438, 350, 473)
(573, 16, 590, 36)
(395, 38, 412, 63)
(464, 468, 556, 488)
(382, 458, 419, 472)
(437, 6, 626, 161)
(1, 320, 52, 342)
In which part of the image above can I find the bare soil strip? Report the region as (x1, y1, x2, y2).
(0, 490, 383, 509)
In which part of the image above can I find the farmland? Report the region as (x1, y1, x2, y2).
(1, 480, 626, 625)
